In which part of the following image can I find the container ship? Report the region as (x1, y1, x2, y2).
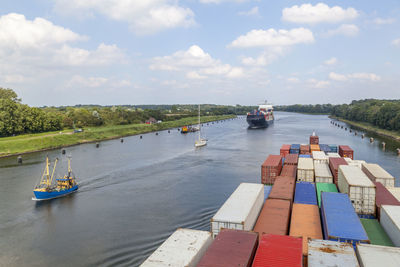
(141, 133, 400, 267)
(246, 102, 274, 129)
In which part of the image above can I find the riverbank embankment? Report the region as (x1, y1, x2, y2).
(330, 116, 400, 142)
(0, 115, 235, 157)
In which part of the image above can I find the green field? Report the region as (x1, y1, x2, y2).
(0, 115, 235, 157)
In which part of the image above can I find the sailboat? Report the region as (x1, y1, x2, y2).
(33, 156, 78, 201)
(195, 104, 207, 147)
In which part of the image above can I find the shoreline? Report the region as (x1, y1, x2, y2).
(0, 115, 236, 158)
(329, 116, 400, 142)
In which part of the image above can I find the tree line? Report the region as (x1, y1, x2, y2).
(0, 88, 254, 137)
(275, 99, 400, 131)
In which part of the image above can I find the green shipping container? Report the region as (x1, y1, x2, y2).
(316, 183, 338, 207)
(360, 219, 394, 246)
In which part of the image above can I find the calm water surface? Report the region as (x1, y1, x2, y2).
(1, 112, 400, 266)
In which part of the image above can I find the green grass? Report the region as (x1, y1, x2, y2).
(331, 116, 400, 141)
(0, 115, 235, 156)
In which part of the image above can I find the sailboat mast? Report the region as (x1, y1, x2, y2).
(198, 104, 201, 139)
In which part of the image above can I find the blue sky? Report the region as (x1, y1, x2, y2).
(0, 1, 399, 106)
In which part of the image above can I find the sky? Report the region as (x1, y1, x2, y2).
(0, 0, 399, 106)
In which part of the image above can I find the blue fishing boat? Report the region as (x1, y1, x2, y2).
(33, 156, 78, 201)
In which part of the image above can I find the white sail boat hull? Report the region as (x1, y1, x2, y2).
(195, 104, 207, 148)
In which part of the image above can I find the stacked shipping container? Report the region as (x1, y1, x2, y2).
(356, 244, 400, 267)
(310, 135, 319, 144)
(300, 144, 310, 154)
(280, 165, 297, 179)
(252, 234, 303, 267)
(261, 155, 282, 184)
(211, 183, 264, 238)
(373, 182, 400, 219)
(321, 192, 369, 247)
(290, 144, 300, 154)
(314, 163, 333, 183)
(338, 165, 376, 216)
(339, 145, 354, 159)
(284, 154, 298, 166)
(380, 205, 400, 246)
(362, 163, 395, 187)
(297, 158, 314, 182)
(197, 229, 258, 267)
(280, 144, 290, 157)
(312, 151, 328, 164)
(268, 176, 296, 205)
(329, 157, 348, 185)
(310, 144, 320, 152)
(316, 183, 338, 207)
(307, 239, 359, 267)
(360, 219, 394, 246)
(294, 182, 318, 205)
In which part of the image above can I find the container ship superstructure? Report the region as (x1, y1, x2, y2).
(246, 103, 274, 129)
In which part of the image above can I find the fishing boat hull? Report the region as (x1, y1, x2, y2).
(33, 185, 78, 201)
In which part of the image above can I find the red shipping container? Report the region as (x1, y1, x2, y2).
(253, 199, 291, 239)
(310, 135, 319, 145)
(284, 154, 298, 166)
(300, 145, 310, 154)
(329, 157, 348, 185)
(373, 181, 400, 220)
(280, 144, 291, 157)
(268, 176, 296, 205)
(339, 145, 354, 160)
(252, 234, 303, 267)
(280, 165, 297, 178)
(261, 155, 283, 185)
(197, 229, 258, 267)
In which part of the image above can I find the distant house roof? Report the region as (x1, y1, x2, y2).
(145, 117, 157, 124)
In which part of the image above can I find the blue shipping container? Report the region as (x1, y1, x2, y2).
(299, 155, 311, 158)
(294, 182, 317, 205)
(328, 144, 338, 153)
(319, 144, 331, 153)
(289, 149, 300, 154)
(264, 185, 272, 201)
(291, 144, 300, 150)
(321, 192, 369, 248)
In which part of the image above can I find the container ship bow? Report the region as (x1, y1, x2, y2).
(246, 103, 274, 129)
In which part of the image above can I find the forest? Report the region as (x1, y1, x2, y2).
(276, 99, 400, 131)
(0, 88, 253, 137)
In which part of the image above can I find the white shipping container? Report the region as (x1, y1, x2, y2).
(140, 228, 212, 267)
(348, 160, 366, 169)
(387, 187, 400, 202)
(297, 158, 314, 182)
(312, 151, 328, 164)
(362, 163, 395, 187)
(314, 163, 333, 183)
(380, 205, 400, 246)
(327, 152, 341, 158)
(356, 244, 400, 267)
(344, 157, 353, 163)
(338, 165, 376, 215)
(211, 183, 264, 238)
(308, 239, 359, 267)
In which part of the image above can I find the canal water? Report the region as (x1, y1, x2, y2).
(1, 112, 399, 266)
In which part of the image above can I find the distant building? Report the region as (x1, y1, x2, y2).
(145, 117, 157, 124)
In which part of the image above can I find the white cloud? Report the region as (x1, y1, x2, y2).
(373, 18, 396, 25)
(241, 47, 285, 66)
(200, 0, 248, 3)
(282, 3, 359, 24)
(308, 78, 330, 88)
(287, 77, 299, 83)
(238, 7, 259, 17)
(392, 38, 400, 47)
(67, 75, 132, 89)
(329, 72, 347, 81)
(324, 57, 337, 65)
(325, 24, 359, 37)
(229, 28, 314, 48)
(0, 13, 125, 69)
(54, 0, 195, 34)
(329, 72, 381, 82)
(150, 45, 244, 79)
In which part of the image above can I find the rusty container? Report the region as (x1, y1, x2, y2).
(374, 181, 400, 220)
(310, 135, 319, 145)
(280, 165, 297, 179)
(268, 176, 296, 205)
(284, 154, 299, 166)
(290, 203, 323, 257)
(280, 144, 291, 157)
(261, 155, 283, 185)
(339, 145, 354, 160)
(197, 229, 258, 267)
(300, 144, 310, 154)
(329, 157, 348, 185)
(253, 199, 291, 239)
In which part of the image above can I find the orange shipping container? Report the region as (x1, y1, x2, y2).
(253, 199, 291, 240)
(310, 144, 320, 152)
(289, 203, 323, 257)
(268, 176, 296, 204)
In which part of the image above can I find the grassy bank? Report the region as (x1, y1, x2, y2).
(331, 116, 400, 142)
(0, 115, 235, 157)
